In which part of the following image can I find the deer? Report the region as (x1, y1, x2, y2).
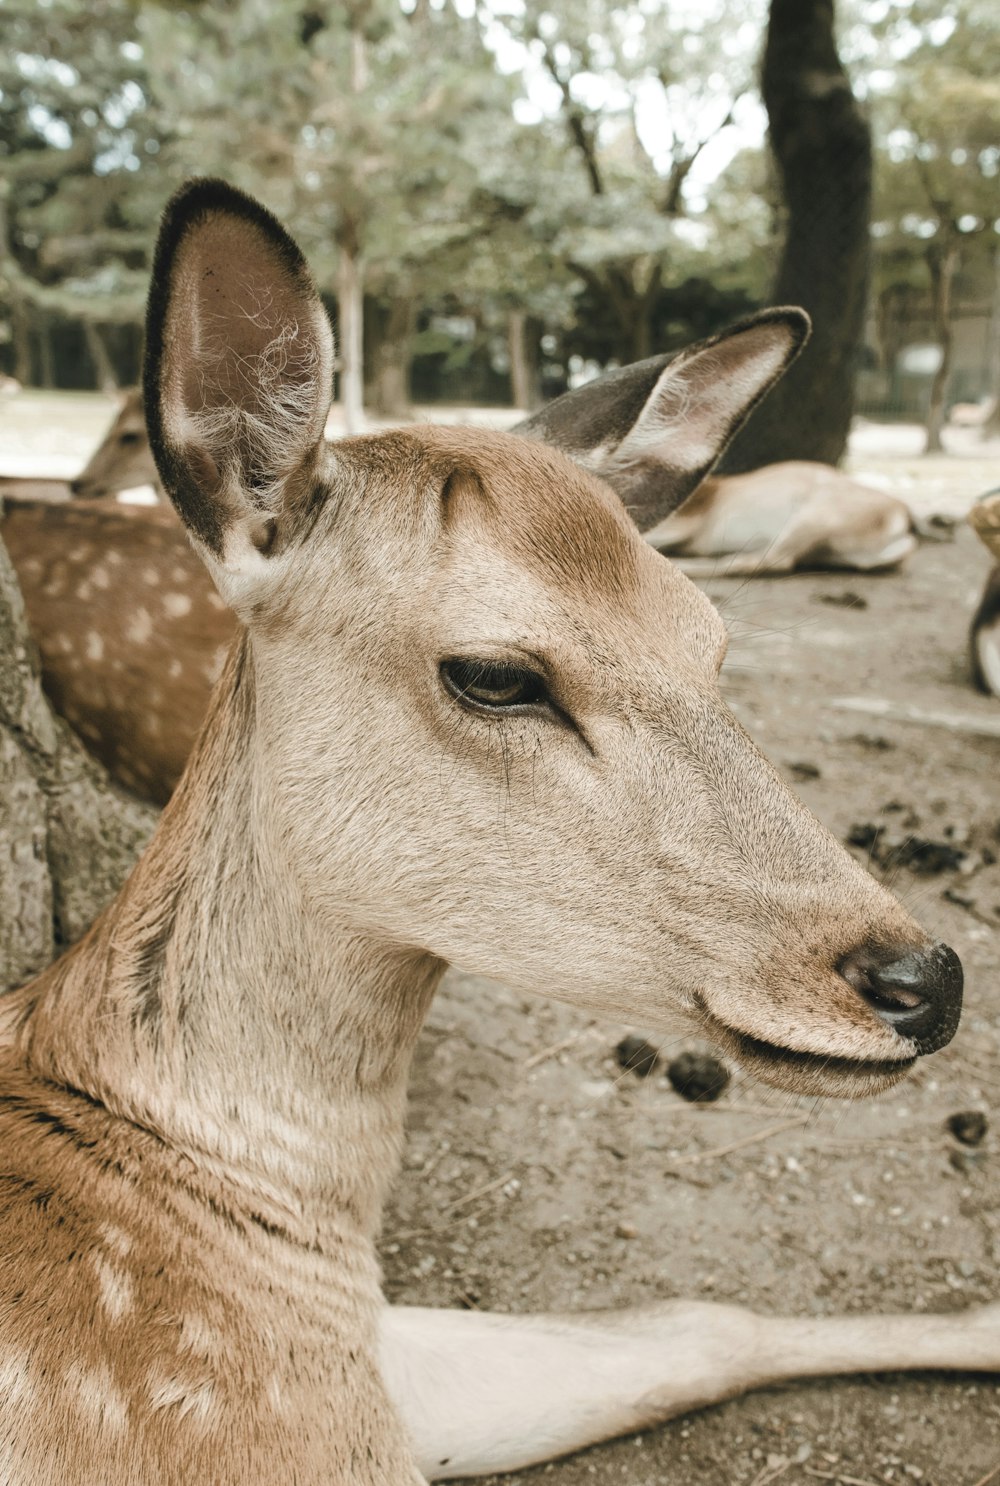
(0, 180, 994, 1486)
(68, 387, 163, 501)
(970, 487, 1000, 697)
(2, 496, 232, 804)
(642, 460, 940, 574)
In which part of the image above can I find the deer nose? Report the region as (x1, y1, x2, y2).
(840, 942, 963, 1054)
(69, 478, 83, 495)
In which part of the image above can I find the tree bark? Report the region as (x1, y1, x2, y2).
(83, 320, 119, 394)
(0, 517, 156, 994)
(924, 238, 959, 455)
(11, 301, 32, 386)
(369, 297, 414, 419)
(336, 232, 365, 434)
(982, 245, 1000, 439)
(507, 311, 543, 411)
(37, 317, 55, 389)
(724, 0, 872, 472)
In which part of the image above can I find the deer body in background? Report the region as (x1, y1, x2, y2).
(0, 181, 991, 1484)
(644, 460, 930, 574)
(2, 498, 234, 803)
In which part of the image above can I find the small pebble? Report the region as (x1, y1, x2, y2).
(947, 1110, 988, 1147)
(667, 1050, 731, 1103)
(615, 1222, 638, 1240)
(615, 1036, 661, 1078)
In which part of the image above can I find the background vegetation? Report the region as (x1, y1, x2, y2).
(1, 0, 997, 454)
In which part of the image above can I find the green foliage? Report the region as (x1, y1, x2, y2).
(0, 0, 995, 391)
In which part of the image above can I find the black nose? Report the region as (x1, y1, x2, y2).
(69, 478, 83, 495)
(840, 942, 963, 1054)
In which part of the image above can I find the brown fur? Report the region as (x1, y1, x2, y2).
(3, 499, 236, 803)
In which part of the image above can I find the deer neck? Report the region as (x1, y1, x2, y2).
(13, 637, 444, 1244)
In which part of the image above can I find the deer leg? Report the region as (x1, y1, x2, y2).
(660, 548, 799, 577)
(379, 1300, 1000, 1481)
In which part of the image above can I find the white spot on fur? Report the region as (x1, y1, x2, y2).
(92, 566, 111, 590)
(163, 592, 193, 618)
(143, 566, 161, 587)
(178, 1314, 219, 1360)
(0, 1351, 32, 1406)
(203, 646, 228, 684)
(169, 659, 184, 679)
(86, 631, 104, 662)
(65, 1361, 128, 1433)
(91, 1251, 134, 1322)
(106, 550, 123, 566)
(76, 582, 93, 602)
(100, 1223, 132, 1258)
(148, 1373, 216, 1423)
(127, 608, 153, 643)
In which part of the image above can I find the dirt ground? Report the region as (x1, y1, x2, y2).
(3, 396, 999, 1485)
(382, 525, 1000, 1486)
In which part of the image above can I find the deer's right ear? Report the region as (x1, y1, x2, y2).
(143, 179, 334, 600)
(514, 310, 809, 531)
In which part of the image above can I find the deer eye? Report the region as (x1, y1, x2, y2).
(440, 659, 548, 712)
(120, 431, 142, 445)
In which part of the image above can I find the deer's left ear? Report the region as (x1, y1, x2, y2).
(514, 310, 809, 531)
(143, 178, 334, 600)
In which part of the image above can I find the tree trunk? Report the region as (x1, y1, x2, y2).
(369, 297, 414, 419)
(83, 320, 119, 394)
(924, 239, 959, 455)
(11, 300, 32, 385)
(0, 517, 156, 994)
(336, 235, 365, 434)
(724, 0, 872, 473)
(37, 317, 55, 389)
(508, 311, 543, 411)
(982, 245, 1000, 439)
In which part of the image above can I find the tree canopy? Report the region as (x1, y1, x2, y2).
(1, 0, 996, 438)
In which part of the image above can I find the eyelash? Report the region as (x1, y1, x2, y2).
(439, 658, 550, 713)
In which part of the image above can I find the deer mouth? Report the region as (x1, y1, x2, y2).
(696, 1007, 917, 1098)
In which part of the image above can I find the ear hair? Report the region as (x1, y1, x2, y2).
(143, 178, 334, 561)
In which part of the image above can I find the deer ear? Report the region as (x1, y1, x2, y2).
(514, 310, 809, 531)
(142, 178, 334, 589)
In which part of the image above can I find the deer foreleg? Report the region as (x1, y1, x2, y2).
(379, 1300, 1000, 1480)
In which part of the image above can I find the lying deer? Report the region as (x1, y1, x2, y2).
(643, 460, 935, 574)
(970, 487, 1000, 697)
(0, 180, 993, 1485)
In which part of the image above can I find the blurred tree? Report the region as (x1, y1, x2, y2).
(862, 0, 1000, 449)
(140, 0, 512, 425)
(483, 0, 766, 369)
(0, 0, 164, 386)
(723, 0, 872, 472)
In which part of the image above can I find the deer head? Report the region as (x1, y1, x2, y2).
(142, 179, 962, 1100)
(70, 389, 161, 500)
